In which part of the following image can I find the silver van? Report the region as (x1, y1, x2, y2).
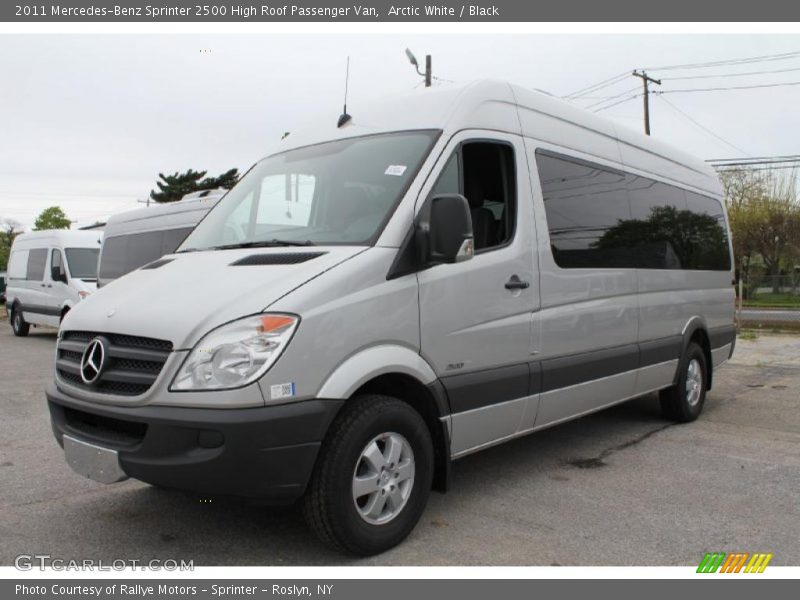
(98, 190, 225, 288)
(47, 81, 735, 555)
(6, 230, 103, 335)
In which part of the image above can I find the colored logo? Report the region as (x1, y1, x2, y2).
(697, 552, 773, 573)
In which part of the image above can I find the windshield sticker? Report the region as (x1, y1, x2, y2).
(385, 165, 407, 176)
(270, 382, 296, 400)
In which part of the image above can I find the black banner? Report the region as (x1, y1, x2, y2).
(5, 579, 799, 600)
(4, 0, 800, 22)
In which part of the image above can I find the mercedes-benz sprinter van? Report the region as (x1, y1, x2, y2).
(6, 230, 102, 336)
(46, 81, 735, 555)
(97, 190, 224, 288)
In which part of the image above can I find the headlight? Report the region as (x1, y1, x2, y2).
(170, 314, 299, 391)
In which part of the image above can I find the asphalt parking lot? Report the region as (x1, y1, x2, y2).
(1, 322, 798, 566)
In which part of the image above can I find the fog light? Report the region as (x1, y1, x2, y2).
(197, 430, 224, 448)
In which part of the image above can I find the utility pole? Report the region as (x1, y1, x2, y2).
(632, 70, 661, 136)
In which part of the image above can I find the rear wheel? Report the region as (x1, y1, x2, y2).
(11, 306, 30, 337)
(303, 394, 433, 556)
(660, 341, 707, 422)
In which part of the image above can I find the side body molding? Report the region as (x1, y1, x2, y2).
(317, 344, 438, 400)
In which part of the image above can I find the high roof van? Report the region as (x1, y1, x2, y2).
(46, 81, 735, 555)
(6, 230, 102, 336)
(97, 190, 225, 288)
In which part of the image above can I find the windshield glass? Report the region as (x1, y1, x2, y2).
(65, 248, 100, 280)
(178, 131, 437, 251)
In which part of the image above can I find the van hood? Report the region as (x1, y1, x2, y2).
(62, 247, 367, 349)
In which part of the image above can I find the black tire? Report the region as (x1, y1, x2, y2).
(660, 341, 708, 422)
(11, 306, 30, 337)
(303, 394, 434, 556)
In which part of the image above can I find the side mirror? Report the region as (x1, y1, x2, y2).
(52, 266, 66, 284)
(419, 194, 474, 265)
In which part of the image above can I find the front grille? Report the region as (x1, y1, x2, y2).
(56, 331, 173, 397)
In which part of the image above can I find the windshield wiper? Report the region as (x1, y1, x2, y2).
(211, 239, 316, 250)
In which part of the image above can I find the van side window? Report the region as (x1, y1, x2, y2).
(99, 227, 195, 281)
(26, 248, 47, 281)
(536, 150, 731, 271)
(430, 142, 516, 252)
(51, 249, 65, 280)
(684, 192, 731, 270)
(7, 250, 29, 280)
(536, 152, 633, 268)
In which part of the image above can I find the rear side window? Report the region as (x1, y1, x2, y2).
(26, 248, 48, 281)
(684, 192, 731, 270)
(7, 250, 29, 279)
(535, 150, 731, 271)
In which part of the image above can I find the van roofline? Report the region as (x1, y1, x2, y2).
(268, 79, 719, 195)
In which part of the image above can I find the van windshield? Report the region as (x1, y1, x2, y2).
(65, 248, 100, 280)
(178, 131, 438, 251)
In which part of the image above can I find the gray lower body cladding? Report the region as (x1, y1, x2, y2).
(47, 384, 343, 503)
(441, 325, 736, 414)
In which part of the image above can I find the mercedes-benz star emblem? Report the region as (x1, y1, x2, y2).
(80, 337, 107, 385)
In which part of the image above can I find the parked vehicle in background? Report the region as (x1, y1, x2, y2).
(0, 271, 7, 304)
(97, 189, 224, 288)
(47, 81, 735, 555)
(5, 230, 102, 336)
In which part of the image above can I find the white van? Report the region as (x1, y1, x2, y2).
(47, 81, 735, 555)
(6, 230, 102, 335)
(98, 190, 224, 288)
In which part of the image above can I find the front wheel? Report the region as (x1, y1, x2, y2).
(660, 341, 708, 422)
(11, 307, 30, 337)
(303, 395, 434, 556)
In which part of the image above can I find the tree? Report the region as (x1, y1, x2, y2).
(721, 168, 800, 295)
(201, 168, 239, 190)
(150, 168, 240, 203)
(0, 218, 23, 270)
(34, 206, 71, 231)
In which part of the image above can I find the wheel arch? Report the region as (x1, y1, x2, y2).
(316, 345, 451, 493)
(681, 316, 713, 390)
(350, 373, 451, 493)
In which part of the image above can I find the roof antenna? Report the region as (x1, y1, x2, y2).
(337, 56, 352, 128)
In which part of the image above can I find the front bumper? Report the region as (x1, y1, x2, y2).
(47, 384, 343, 504)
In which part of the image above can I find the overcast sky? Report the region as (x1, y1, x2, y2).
(1, 34, 799, 230)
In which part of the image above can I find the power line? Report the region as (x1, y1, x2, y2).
(584, 86, 640, 109)
(709, 154, 800, 163)
(564, 49, 800, 103)
(658, 80, 800, 94)
(645, 50, 800, 72)
(562, 71, 630, 99)
(708, 158, 800, 167)
(661, 64, 800, 81)
(656, 95, 750, 157)
(714, 164, 800, 172)
(592, 93, 641, 113)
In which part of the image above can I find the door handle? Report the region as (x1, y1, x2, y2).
(504, 275, 530, 290)
(40, 283, 46, 288)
